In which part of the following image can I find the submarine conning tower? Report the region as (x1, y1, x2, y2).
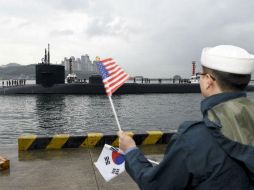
(36, 44, 65, 87)
(89, 75, 103, 84)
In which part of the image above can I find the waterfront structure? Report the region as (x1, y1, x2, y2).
(189, 61, 200, 83)
(61, 54, 98, 76)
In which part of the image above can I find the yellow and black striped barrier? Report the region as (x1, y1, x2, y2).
(18, 131, 176, 151)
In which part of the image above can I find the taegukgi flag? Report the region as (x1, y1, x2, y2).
(94, 144, 125, 182)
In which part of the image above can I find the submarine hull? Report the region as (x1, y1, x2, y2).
(0, 83, 202, 95)
(1, 83, 254, 95)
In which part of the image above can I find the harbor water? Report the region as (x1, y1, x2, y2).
(1, 92, 254, 145)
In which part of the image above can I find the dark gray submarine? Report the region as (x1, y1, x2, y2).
(1, 46, 254, 95)
(0, 66, 203, 94)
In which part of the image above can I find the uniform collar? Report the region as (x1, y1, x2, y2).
(201, 91, 246, 116)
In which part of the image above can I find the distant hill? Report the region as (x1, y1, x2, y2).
(2, 63, 21, 67)
(0, 64, 36, 80)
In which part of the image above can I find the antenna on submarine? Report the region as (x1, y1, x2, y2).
(44, 48, 47, 64)
(48, 43, 50, 64)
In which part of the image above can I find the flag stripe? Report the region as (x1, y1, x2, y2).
(103, 70, 126, 86)
(105, 64, 117, 71)
(107, 66, 121, 75)
(104, 73, 128, 90)
(106, 67, 122, 80)
(105, 74, 129, 96)
(104, 61, 117, 68)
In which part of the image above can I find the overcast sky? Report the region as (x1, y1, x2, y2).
(0, 0, 254, 78)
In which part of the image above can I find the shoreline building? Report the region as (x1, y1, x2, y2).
(61, 54, 98, 78)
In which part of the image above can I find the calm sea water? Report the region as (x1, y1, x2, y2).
(0, 93, 254, 145)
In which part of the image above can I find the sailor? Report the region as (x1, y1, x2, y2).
(118, 45, 254, 189)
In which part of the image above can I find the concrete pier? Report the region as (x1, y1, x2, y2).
(0, 144, 165, 190)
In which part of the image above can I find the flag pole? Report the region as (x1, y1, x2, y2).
(108, 96, 122, 131)
(147, 159, 159, 165)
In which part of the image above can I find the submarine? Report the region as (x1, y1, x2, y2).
(1, 45, 254, 95)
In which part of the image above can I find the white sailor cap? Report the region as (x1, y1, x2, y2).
(201, 45, 254, 74)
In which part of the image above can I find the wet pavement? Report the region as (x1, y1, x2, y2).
(0, 144, 166, 190)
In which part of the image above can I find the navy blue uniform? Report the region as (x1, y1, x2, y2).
(125, 93, 254, 189)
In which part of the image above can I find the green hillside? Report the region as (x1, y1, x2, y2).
(0, 64, 36, 80)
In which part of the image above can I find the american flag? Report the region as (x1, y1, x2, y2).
(97, 58, 130, 96)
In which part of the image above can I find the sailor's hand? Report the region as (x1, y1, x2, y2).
(117, 131, 136, 153)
